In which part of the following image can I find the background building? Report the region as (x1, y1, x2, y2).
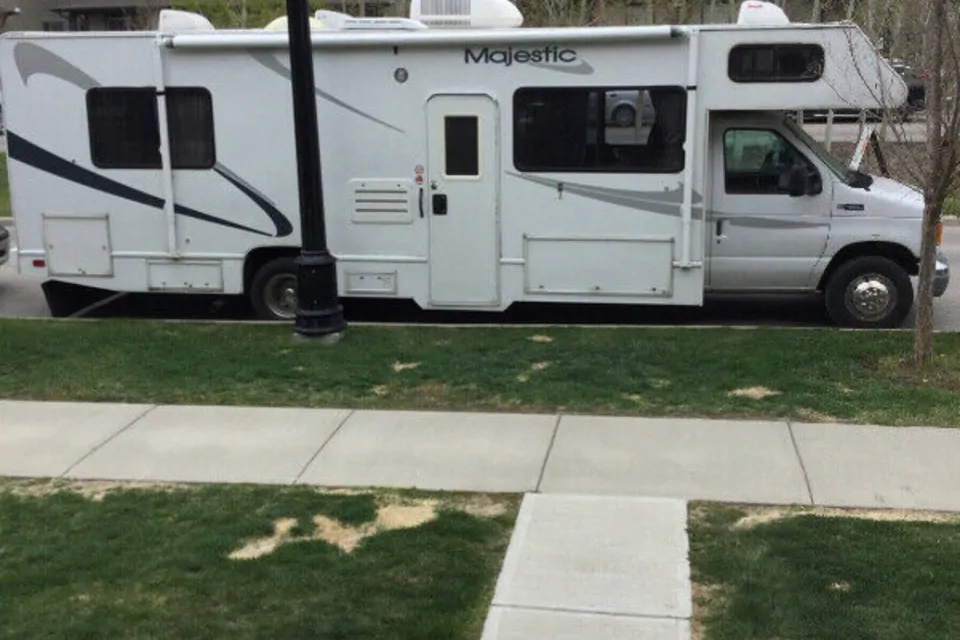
(0, 0, 170, 32)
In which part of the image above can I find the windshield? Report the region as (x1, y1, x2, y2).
(783, 116, 857, 185)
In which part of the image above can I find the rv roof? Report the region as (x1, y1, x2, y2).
(150, 21, 856, 51)
(0, 19, 858, 49)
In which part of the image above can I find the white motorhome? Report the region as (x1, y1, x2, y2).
(0, 0, 949, 327)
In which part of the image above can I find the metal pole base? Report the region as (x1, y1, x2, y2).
(294, 250, 346, 338)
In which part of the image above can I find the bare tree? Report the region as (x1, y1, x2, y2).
(913, 0, 955, 363)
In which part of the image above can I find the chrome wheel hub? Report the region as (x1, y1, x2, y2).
(845, 274, 896, 323)
(264, 273, 298, 320)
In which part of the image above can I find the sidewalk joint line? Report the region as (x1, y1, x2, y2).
(535, 414, 562, 493)
(787, 420, 815, 505)
(293, 409, 355, 485)
(491, 603, 689, 622)
(60, 404, 158, 478)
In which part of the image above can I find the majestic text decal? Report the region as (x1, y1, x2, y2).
(464, 46, 579, 66)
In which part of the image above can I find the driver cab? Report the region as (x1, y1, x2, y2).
(707, 112, 835, 291)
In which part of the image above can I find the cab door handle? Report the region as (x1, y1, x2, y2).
(716, 219, 726, 242)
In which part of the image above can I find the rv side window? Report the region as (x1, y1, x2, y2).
(166, 88, 216, 170)
(728, 44, 824, 83)
(87, 88, 161, 169)
(513, 86, 686, 173)
(87, 87, 215, 170)
(444, 115, 480, 177)
(723, 129, 816, 195)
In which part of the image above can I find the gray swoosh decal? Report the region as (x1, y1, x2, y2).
(14, 42, 100, 90)
(722, 216, 828, 230)
(507, 171, 704, 220)
(250, 51, 404, 133)
(530, 60, 595, 75)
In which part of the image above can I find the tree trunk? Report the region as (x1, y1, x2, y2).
(914, 0, 946, 365)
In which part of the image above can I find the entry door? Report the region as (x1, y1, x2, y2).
(708, 126, 832, 290)
(426, 95, 500, 306)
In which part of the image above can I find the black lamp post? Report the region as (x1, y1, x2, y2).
(285, 0, 346, 339)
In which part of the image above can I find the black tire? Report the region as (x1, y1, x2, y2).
(824, 256, 914, 328)
(249, 256, 298, 321)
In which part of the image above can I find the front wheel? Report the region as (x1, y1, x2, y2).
(249, 257, 298, 321)
(824, 256, 914, 328)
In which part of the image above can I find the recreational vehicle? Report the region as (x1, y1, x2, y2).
(0, 0, 950, 327)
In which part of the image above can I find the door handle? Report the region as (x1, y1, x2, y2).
(716, 219, 726, 242)
(419, 187, 424, 218)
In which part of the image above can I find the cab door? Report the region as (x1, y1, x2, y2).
(708, 124, 832, 291)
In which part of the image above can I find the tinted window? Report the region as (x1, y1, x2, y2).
(513, 86, 687, 173)
(444, 115, 479, 176)
(166, 88, 216, 169)
(87, 88, 161, 169)
(87, 87, 215, 169)
(723, 128, 818, 194)
(728, 44, 824, 83)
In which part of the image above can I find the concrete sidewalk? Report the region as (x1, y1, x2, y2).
(3, 399, 960, 512)
(4, 399, 960, 640)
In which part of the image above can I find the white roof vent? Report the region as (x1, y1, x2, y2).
(410, 0, 523, 29)
(737, 1, 790, 26)
(264, 15, 327, 31)
(158, 9, 215, 32)
(314, 10, 352, 29)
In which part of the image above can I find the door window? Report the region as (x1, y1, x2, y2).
(723, 128, 816, 195)
(444, 115, 479, 177)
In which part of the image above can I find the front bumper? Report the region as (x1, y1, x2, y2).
(934, 250, 950, 298)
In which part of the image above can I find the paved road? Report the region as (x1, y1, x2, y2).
(802, 118, 927, 144)
(2, 223, 957, 329)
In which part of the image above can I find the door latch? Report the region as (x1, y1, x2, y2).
(432, 193, 448, 215)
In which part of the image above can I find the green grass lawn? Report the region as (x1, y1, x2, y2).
(1, 320, 960, 426)
(0, 480, 517, 639)
(689, 504, 960, 640)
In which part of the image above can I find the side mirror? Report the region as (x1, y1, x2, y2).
(786, 166, 808, 197)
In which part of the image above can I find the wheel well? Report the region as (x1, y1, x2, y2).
(243, 246, 300, 294)
(818, 242, 919, 290)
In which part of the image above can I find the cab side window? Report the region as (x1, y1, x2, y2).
(724, 129, 815, 195)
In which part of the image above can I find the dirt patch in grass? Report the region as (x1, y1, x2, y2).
(229, 494, 511, 558)
(728, 386, 782, 400)
(0, 479, 191, 501)
(792, 407, 840, 423)
(412, 383, 448, 402)
(229, 518, 299, 560)
(727, 505, 960, 530)
(692, 583, 730, 640)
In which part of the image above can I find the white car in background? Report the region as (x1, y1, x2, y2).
(605, 89, 657, 128)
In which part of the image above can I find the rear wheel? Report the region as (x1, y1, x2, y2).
(249, 257, 298, 321)
(824, 256, 914, 328)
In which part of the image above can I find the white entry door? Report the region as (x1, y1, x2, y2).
(426, 94, 500, 306)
